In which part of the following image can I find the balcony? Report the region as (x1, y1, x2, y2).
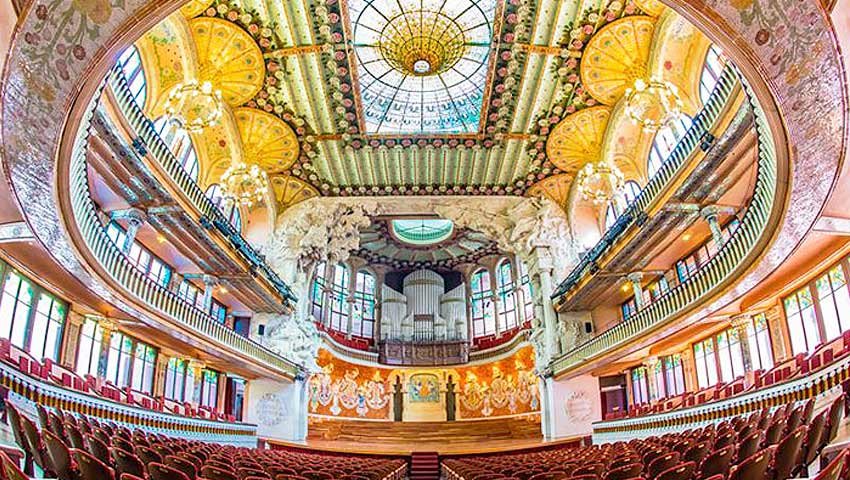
(549, 70, 782, 376)
(68, 86, 301, 379)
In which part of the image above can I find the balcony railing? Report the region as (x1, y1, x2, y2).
(0, 360, 257, 446)
(106, 67, 296, 305)
(69, 90, 300, 379)
(552, 66, 740, 300)
(550, 69, 778, 375)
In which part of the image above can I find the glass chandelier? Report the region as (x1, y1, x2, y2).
(624, 77, 684, 132)
(220, 162, 268, 208)
(163, 80, 223, 133)
(576, 160, 625, 205)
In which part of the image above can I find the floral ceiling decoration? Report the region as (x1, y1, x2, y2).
(139, 0, 714, 209)
(356, 219, 501, 270)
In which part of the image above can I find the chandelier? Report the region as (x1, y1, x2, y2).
(576, 160, 625, 205)
(163, 81, 223, 133)
(624, 78, 684, 132)
(220, 162, 268, 208)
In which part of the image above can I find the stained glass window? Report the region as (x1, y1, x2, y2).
(352, 270, 376, 338)
(471, 269, 495, 337)
(349, 0, 495, 133)
(784, 286, 821, 354)
(329, 264, 350, 331)
(519, 259, 534, 323)
(815, 265, 850, 341)
(76, 318, 104, 377)
(153, 117, 200, 182)
(164, 357, 189, 402)
(391, 219, 454, 245)
(106, 222, 172, 288)
(118, 46, 147, 108)
(205, 184, 242, 232)
(0, 263, 67, 361)
(311, 262, 327, 321)
(647, 115, 693, 178)
(496, 259, 518, 331)
(631, 367, 649, 405)
(105, 331, 155, 392)
(699, 45, 727, 106)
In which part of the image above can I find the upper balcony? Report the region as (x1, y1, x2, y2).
(548, 68, 784, 376)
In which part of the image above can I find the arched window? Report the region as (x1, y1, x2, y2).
(352, 270, 376, 338)
(153, 117, 200, 182)
(118, 46, 147, 108)
(518, 259, 534, 323)
(604, 180, 641, 230)
(699, 45, 727, 106)
(496, 259, 518, 331)
(471, 269, 495, 337)
(647, 115, 693, 178)
(205, 184, 242, 232)
(329, 264, 350, 331)
(310, 262, 327, 321)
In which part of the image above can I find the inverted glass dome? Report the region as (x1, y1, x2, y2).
(391, 219, 454, 245)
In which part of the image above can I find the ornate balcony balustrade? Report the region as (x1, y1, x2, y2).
(550, 69, 779, 376)
(69, 90, 300, 379)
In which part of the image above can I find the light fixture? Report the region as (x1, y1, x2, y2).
(163, 81, 223, 133)
(219, 161, 268, 208)
(576, 160, 625, 205)
(624, 77, 684, 132)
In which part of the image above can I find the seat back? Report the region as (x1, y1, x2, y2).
(43, 430, 77, 480)
(736, 431, 763, 461)
(165, 455, 197, 480)
(149, 462, 192, 480)
(85, 434, 111, 464)
(647, 451, 680, 479)
(804, 411, 829, 466)
(769, 425, 805, 480)
(112, 447, 147, 479)
(655, 461, 695, 480)
(728, 446, 775, 480)
(0, 451, 30, 480)
(20, 413, 51, 473)
(73, 448, 115, 480)
(201, 465, 239, 480)
(813, 449, 848, 480)
(825, 397, 845, 445)
(602, 462, 641, 480)
(697, 445, 734, 479)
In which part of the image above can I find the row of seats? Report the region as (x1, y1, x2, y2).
(3, 402, 406, 480)
(443, 395, 847, 480)
(0, 338, 233, 422)
(611, 331, 850, 420)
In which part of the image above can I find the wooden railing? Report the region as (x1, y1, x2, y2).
(106, 67, 296, 305)
(68, 90, 300, 379)
(0, 360, 258, 446)
(550, 69, 778, 376)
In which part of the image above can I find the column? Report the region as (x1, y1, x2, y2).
(373, 269, 385, 341)
(188, 360, 205, 405)
(96, 317, 116, 378)
(201, 275, 218, 314)
(153, 354, 170, 398)
(644, 357, 660, 402)
(535, 247, 559, 360)
(624, 369, 635, 409)
(509, 255, 525, 326)
(321, 262, 334, 328)
(488, 268, 503, 337)
(216, 373, 228, 413)
(730, 315, 754, 372)
(113, 208, 146, 254)
(464, 271, 475, 341)
(700, 206, 725, 246)
(627, 272, 645, 310)
(679, 347, 698, 393)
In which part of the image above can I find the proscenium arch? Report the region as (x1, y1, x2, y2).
(0, 0, 846, 377)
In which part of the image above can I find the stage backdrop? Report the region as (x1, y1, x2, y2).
(307, 345, 539, 421)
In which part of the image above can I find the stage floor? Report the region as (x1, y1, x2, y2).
(267, 436, 581, 456)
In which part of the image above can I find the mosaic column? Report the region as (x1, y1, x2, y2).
(731, 315, 754, 372)
(700, 206, 725, 246)
(96, 317, 116, 378)
(627, 272, 645, 310)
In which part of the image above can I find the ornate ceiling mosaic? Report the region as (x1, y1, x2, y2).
(357, 218, 498, 270)
(349, 0, 495, 134)
(134, 0, 715, 212)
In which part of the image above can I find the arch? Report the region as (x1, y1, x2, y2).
(204, 184, 242, 232)
(496, 258, 518, 332)
(153, 116, 200, 182)
(647, 114, 693, 179)
(470, 268, 495, 338)
(352, 269, 376, 339)
(117, 46, 147, 109)
(699, 45, 728, 107)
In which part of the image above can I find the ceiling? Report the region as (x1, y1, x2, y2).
(130, 0, 716, 218)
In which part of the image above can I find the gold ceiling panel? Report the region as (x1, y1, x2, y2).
(271, 175, 319, 211)
(580, 16, 656, 106)
(234, 108, 299, 174)
(180, 0, 214, 19)
(546, 106, 611, 173)
(635, 0, 666, 17)
(189, 17, 265, 106)
(527, 174, 574, 209)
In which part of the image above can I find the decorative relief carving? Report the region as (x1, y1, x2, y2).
(256, 312, 322, 372)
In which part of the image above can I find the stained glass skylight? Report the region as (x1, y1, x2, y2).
(391, 219, 454, 245)
(348, 0, 495, 134)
